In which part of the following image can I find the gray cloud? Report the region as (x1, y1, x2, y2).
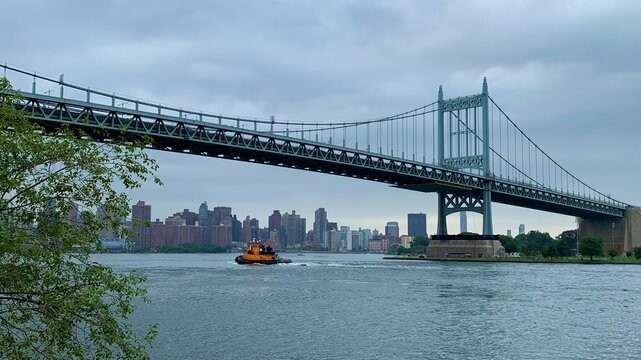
(4, 0, 641, 236)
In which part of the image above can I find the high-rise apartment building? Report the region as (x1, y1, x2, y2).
(132, 200, 152, 248)
(281, 210, 306, 248)
(243, 216, 259, 243)
(177, 209, 197, 226)
(268, 210, 282, 232)
(211, 207, 232, 227)
(407, 213, 427, 237)
(208, 206, 232, 246)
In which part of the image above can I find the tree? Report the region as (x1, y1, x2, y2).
(411, 236, 429, 248)
(409, 243, 426, 255)
(387, 244, 403, 255)
(498, 235, 512, 246)
(503, 238, 520, 253)
(555, 239, 571, 257)
(0, 78, 160, 358)
(524, 230, 554, 248)
(634, 247, 641, 260)
(579, 236, 603, 261)
(608, 248, 619, 260)
(542, 244, 558, 258)
(556, 229, 578, 252)
(521, 241, 539, 257)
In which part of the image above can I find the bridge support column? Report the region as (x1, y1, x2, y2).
(482, 185, 493, 236)
(437, 192, 448, 235)
(579, 206, 641, 254)
(436, 191, 489, 236)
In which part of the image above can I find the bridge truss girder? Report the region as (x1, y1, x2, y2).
(9, 91, 626, 220)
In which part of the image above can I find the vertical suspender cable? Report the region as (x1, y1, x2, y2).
(421, 111, 426, 163)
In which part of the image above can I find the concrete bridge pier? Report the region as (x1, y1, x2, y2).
(578, 206, 641, 253)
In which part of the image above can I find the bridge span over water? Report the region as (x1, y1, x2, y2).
(1, 64, 637, 250)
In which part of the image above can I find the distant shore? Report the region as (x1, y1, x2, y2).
(383, 256, 641, 265)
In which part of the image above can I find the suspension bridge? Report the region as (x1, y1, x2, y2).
(1, 64, 636, 249)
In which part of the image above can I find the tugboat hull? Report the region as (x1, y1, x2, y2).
(235, 255, 291, 265)
(235, 242, 292, 265)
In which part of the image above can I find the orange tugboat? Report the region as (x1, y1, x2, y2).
(235, 242, 292, 265)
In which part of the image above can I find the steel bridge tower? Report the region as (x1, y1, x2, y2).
(437, 78, 493, 236)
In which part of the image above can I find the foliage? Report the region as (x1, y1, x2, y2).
(579, 236, 604, 261)
(556, 229, 578, 248)
(0, 78, 160, 359)
(514, 233, 526, 244)
(634, 247, 641, 260)
(608, 248, 619, 259)
(542, 245, 557, 258)
(390, 236, 430, 255)
(155, 243, 227, 253)
(555, 239, 571, 257)
(409, 244, 426, 254)
(523, 230, 554, 248)
(411, 236, 429, 248)
(499, 235, 520, 253)
(521, 241, 539, 257)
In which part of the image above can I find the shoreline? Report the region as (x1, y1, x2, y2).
(383, 256, 641, 265)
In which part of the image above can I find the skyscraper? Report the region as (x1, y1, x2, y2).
(385, 221, 400, 240)
(313, 208, 328, 248)
(339, 226, 351, 251)
(132, 200, 151, 248)
(358, 228, 372, 250)
(407, 213, 427, 237)
(519, 224, 525, 235)
(198, 202, 208, 227)
(459, 211, 468, 234)
(231, 215, 242, 242)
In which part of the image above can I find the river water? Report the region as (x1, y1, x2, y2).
(93, 253, 641, 359)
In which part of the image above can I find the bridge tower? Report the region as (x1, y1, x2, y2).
(436, 78, 493, 235)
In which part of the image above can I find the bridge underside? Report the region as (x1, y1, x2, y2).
(397, 183, 619, 219)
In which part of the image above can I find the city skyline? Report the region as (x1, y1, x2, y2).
(133, 198, 546, 241)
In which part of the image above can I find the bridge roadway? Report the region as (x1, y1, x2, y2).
(10, 90, 627, 219)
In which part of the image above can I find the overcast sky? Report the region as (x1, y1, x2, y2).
(4, 0, 641, 237)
